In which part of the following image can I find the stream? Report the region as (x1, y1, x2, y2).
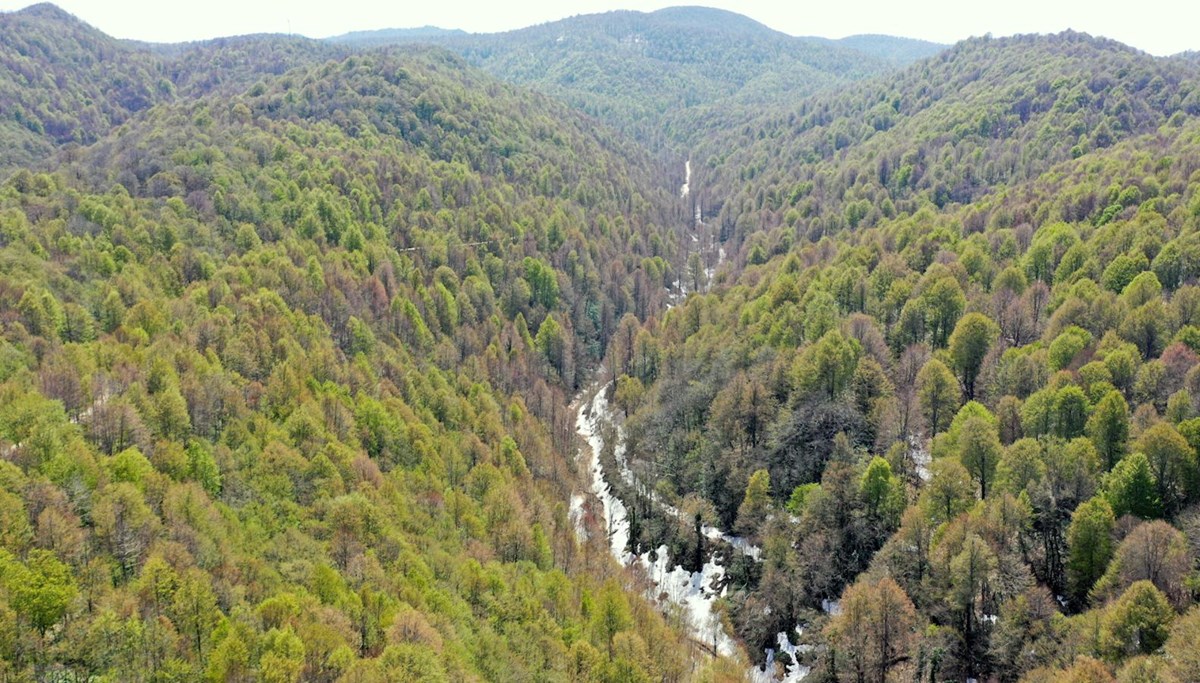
(566, 155, 811, 680)
(573, 383, 810, 680)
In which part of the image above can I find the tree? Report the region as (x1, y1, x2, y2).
(922, 275, 965, 348)
(949, 312, 1000, 400)
(1134, 422, 1196, 515)
(0, 549, 77, 636)
(1102, 581, 1174, 660)
(1094, 520, 1191, 608)
(260, 627, 306, 683)
(735, 469, 772, 537)
(948, 534, 997, 680)
(959, 416, 1002, 499)
(1088, 391, 1130, 470)
(1104, 454, 1161, 520)
(1054, 386, 1091, 440)
(613, 374, 645, 417)
(859, 456, 905, 528)
(922, 459, 975, 525)
(918, 359, 960, 435)
(171, 569, 219, 660)
(828, 577, 920, 683)
(797, 329, 860, 400)
(989, 587, 1060, 683)
(594, 582, 632, 658)
(1165, 606, 1200, 682)
(1067, 497, 1115, 606)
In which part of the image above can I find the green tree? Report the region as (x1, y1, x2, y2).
(735, 469, 772, 537)
(1104, 453, 1162, 520)
(0, 548, 77, 636)
(1165, 606, 1200, 682)
(860, 456, 905, 527)
(1102, 581, 1174, 660)
(1134, 422, 1195, 515)
(594, 582, 632, 658)
(172, 569, 219, 660)
(918, 358, 960, 435)
(1067, 497, 1115, 606)
(1055, 385, 1091, 440)
(949, 312, 1000, 400)
(921, 459, 974, 524)
(922, 275, 965, 348)
(797, 329, 860, 400)
(260, 627, 306, 683)
(958, 416, 1002, 499)
(1088, 390, 1130, 470)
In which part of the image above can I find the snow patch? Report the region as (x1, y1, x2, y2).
(575, 383, 749, 658)
(752, 627, 813, 683)
(911, 435, 931, 482)
(569, 493, 587, 542)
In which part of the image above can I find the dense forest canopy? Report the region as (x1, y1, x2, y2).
(2, 3, 1200, 683)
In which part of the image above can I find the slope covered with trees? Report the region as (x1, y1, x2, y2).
(0, 4, 343, 173)
(0, 13, 711, 679)
(601, 31, 1200, 682)
(6, 4, 1200, 683)
(684, 31, 1200, 254)
(329, 7, 934, 148)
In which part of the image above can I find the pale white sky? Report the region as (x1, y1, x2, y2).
(1, 0, 1195, 56)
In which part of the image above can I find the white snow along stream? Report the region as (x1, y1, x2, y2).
(576, 383, 739, 657)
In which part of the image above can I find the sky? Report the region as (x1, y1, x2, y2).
(0, 0, 1194, 56)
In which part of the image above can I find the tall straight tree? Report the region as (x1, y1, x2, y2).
(949, 312, 1000, 400)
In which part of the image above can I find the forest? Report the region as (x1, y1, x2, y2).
(1, 3, 1200, 683)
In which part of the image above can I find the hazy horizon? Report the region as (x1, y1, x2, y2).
(0, 0, 1194, 56)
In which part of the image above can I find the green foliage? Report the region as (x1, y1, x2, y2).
(0, 548, 78, 635)
(1067, 497, 1115, 606)
(0, 17, 692, 680)
(958, 416, 1002, 499)
(1104, 453, 1162, 520)
(950, 312, 1000, 399)
(919, 359, 961, 435)
(1102, 581, 1174, 660)
(1088, 391, 1130, 470)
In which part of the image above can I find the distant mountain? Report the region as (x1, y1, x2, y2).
(0, 5, 342, 171)
(327, 26, 468, 47)
(319, 6, 901, 146)
(822, 34, 947, 65)
(691, 30, 1200, 244)
(0, 2, 167, 164)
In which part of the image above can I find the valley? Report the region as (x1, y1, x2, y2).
(1, 3, 1200, 682)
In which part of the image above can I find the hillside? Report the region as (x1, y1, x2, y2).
(0, 5, 348, 173)
(813, 34, 946, 66)
(0, 3, 167, 162)
(4, 4, 1200, 683)
(0, 22, 711, 680)
(600, 30, 1200, 682)
(326, 7, 911, 147)
(687, 31, 1200, 252)
(326, 27, 468, 47)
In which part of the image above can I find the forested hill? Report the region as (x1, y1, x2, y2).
(813, 34, 946, 66)
(0, 3, 166, 166)
(0, 11, 709, 681)
(6, 3, 1200, 682)
(687, 31, 1200, 253)
(328, 7, 937, 146)
(0, 4, 343, 173)
(601, 28, 1200, 683)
